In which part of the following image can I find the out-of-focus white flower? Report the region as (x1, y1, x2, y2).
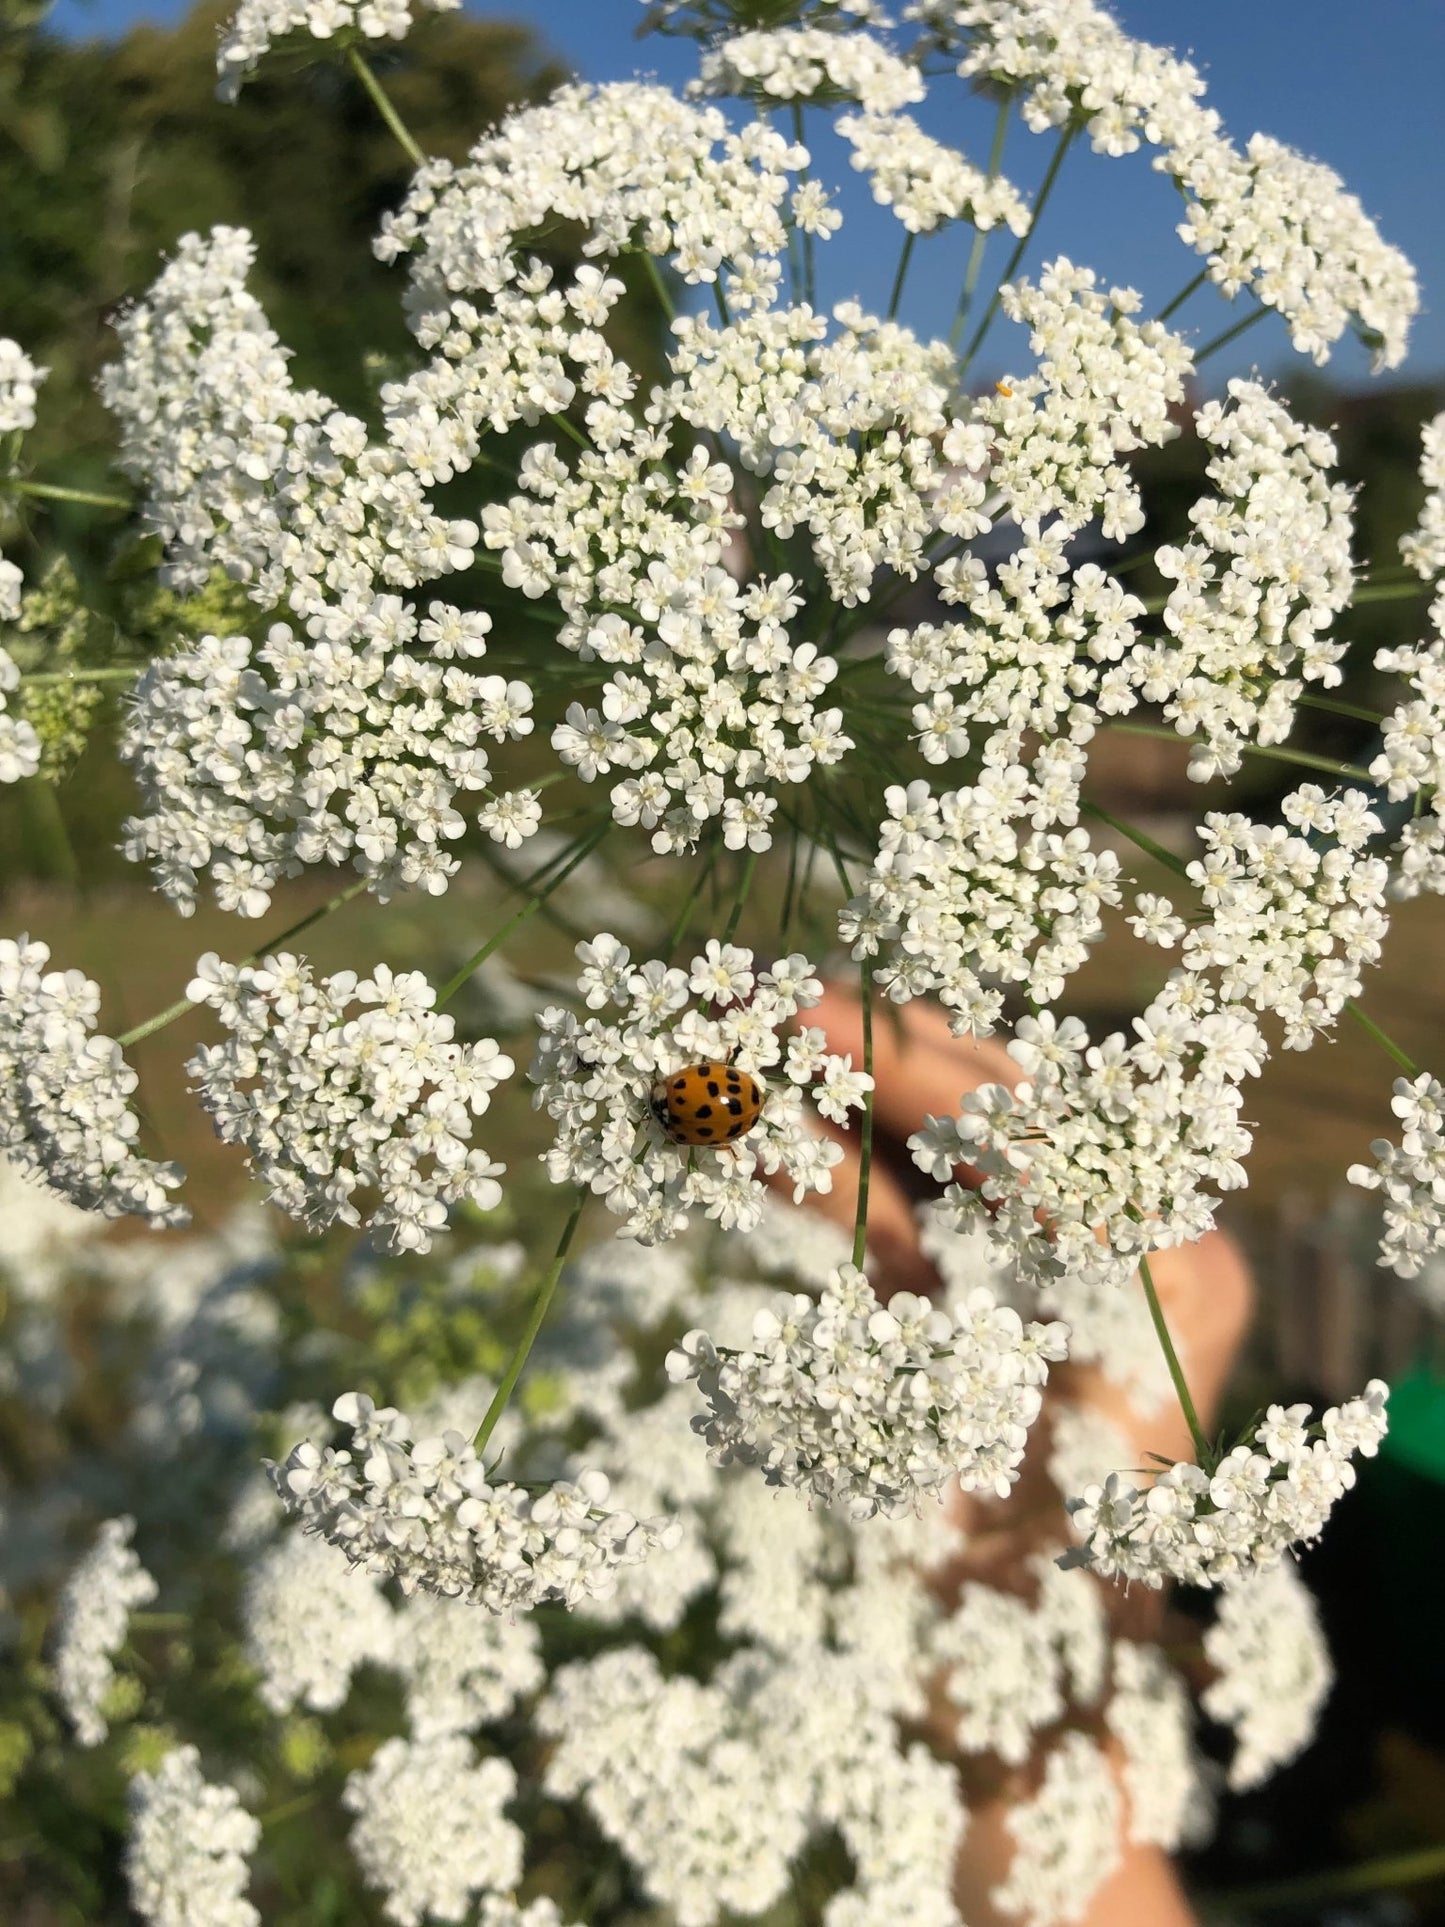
(0, 937, 187, 1226)
(126, 1745, 260, 1927)
(52, 1517, 158, 1746)
(188, 953, 512, 1251)
(1202, 1562, 1333, 1789)
(1066, 1380, 1389, 1587)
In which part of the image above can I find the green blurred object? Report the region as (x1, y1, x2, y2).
(1381, 1364, 1445, 1485)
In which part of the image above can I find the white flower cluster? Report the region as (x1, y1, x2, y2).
(1067, 1379, 1389, 1587)
(1371, 638, 1445, 822)
(842, 778, 1124, 1036)
(911, 993, 1264, 1291)
(668, 1261, 1066, 1516)
(243, 1529, 395, 1713)
(269, 1392, 682, 1612)
(941, 0, 1210, 158)
(539, 1644, 964, 1927)
(187, 954, 512, 1251)
(342, 1736, 521, 1927)
(1401, 411, 1445, 581)
(1172, 131, 1419, 370)
(1349, 1072, 1445, 1278)
(931, 1552, 1105, 1764)
(1106, 1641, 1209, 1850)
(987, 259, 1193, 541)
(99, 228, 476, 626)
(0, 645, 41, 783)
(123, 610, 532, 916)
(0, 341, 46, 721)
(666, 301, 985, 605)
(891, 533, 1144, 774)
(939, 0, 1417, 365)
(1139, 381, 1355, 778)
(125, 1745, 260, 1927)
(1376, 416, 1445, 894)
(694, 26, 925, 113)
(216, 0, 458, 101)
(394, 1590, 545, 1738)
(51, 1516, 158, 1746)
(839, 109, 1030, 235)
(1136, 787, 1389, 1049)
(1202, 1561, 1333, 1790)
(380, 82, 799, 323)
(0, 936, 188, 1226)
(0, 334, 45, 432)
(993, 1730, 1121, 1927)
(531, 938, 860, 1243)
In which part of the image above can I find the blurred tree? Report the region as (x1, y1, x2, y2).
(0, 0, 567, 468)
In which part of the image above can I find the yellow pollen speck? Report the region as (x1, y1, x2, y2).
(995, 380, 1014, 397)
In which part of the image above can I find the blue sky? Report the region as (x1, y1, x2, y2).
(45, 0, 1445, 387)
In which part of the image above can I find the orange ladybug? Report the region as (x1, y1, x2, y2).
(650, 1060, 765, 1147)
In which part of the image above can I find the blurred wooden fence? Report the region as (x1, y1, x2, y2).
(1264, 1190, 1435, 1397)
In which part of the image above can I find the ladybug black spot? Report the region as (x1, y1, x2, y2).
(707, 1080, 721, 1095)
(695, 1104, 713, 1118)
(695, 1126, 714, 1139)
(727, 1121, 745, 1138)
(672, 1077, 687, 1090)
(726, 1098, 742, 1115)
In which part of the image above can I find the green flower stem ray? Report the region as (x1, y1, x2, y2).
(345, 45, 426, 169)
(436, 818, 611, 1007)
(721, 848, 759, 944)
(1105, 719, 1378, 786)
(1346, 999, 1420, 1077)
(960, 120, 1077, 378)
(473, 1189, 588, 1455)
(10, 479, 132, 511)
(1139, 1252, 1212, 1465)
(1212, 1843, 1445, 1913)
(1154, 266, 1209, 323)
(115, 876, 371, 1048)
(950, 92, 1013, 348)
(1195, 300, 1270, 363)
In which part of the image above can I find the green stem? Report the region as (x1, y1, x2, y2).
(638, 248, 677, 322)
(9, 479, 131, 511)
(1079, 796, 1191, 882)
(791, 102, 816, 308)
(1139, 1253, 1211, 1464)
(887, 232, 916, 322)
(1352, 579, 1431, 606)
(473, 1190, 587, 1455)
(721, 849, 758, 944)
(851, 955, 876, 1273)
(1106, 719, 1377, 787)
(346, 45, 426, 169)
(436, 820, 610, 1007)
(1154, 266, 1208, 324)
(1296, 690, 1387, 726)
(1213, 1842, 1445, 1912)
(116, 877, 370, 1048)
(950, 93, 1012, 348)
(1195, 301, 1270, 363)
(19, 776, 79, 887)
(260, 1793, 322, 1831)
(21, 664, 141, 687)
(128, 1611, 189, 1630)
(1346, 1000, 1420, 1077)
(668, 840, 721, 956)
(960, 121, 1076, 376)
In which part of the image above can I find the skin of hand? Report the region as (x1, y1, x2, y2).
(761, 985, 1255, 1927)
